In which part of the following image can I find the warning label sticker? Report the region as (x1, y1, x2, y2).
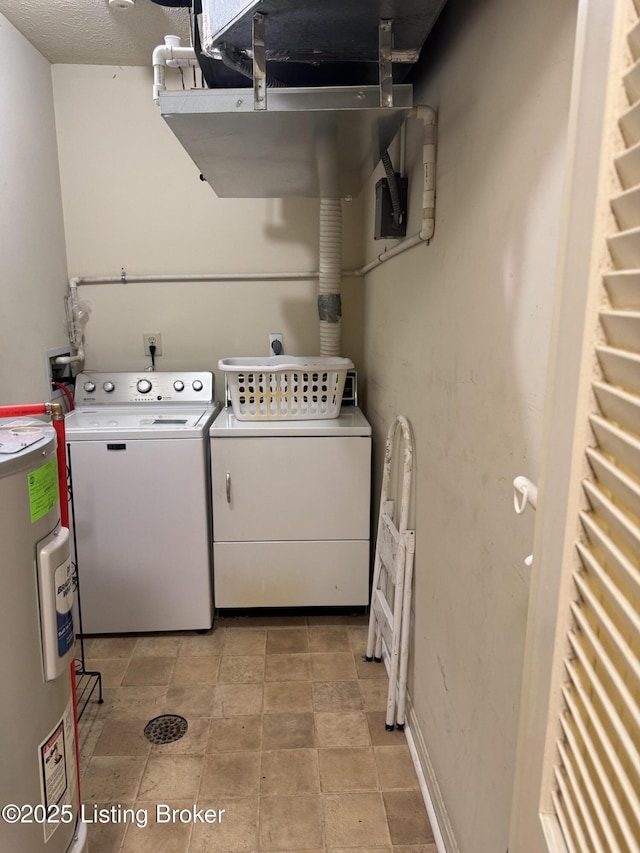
(40, 722, 68, 810)
(38, 697, 77, 842)
(28, 458, 58, 523)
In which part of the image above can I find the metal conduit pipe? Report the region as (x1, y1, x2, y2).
(318, 198, 342, 357)
(380, 149, 403, 228)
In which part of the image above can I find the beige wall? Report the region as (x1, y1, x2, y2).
(51, 65, 364, 398)
(359, 0, 577, 850)
(0, 14, 69, 404)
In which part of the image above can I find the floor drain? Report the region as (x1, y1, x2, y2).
(144, 715, 188, 745)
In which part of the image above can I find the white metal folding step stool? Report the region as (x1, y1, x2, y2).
(365, 415, 416, 731)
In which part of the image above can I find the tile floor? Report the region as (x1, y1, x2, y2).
(77, 614, 436, 853)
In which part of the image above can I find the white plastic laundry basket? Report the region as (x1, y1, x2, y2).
(219, 356, 353, 420)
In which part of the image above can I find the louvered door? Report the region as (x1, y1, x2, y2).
(549, 4, 640, 840)
(510, 1, 640, 850)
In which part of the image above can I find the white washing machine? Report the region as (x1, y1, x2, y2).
(210, 406, 372, 608)
(65, 372, 221, 634)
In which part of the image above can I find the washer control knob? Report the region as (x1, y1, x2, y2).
(83, 381, 96, 393)
(103, 381, 115, 393)
(173, 380, 185, 392)
(192, 379, 203, 392)
(137, 379, 152, 394)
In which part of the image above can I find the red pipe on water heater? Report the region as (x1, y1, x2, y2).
(53, 381, 75, 412)
(52, 417, 69, 529)
(0, 403, 49, 417)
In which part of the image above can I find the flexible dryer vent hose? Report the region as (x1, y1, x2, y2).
(318, 198, 342, 357)
(219, 45, 286, 88)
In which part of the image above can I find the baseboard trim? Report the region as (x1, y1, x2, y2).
(404, 695, 460, 853)
(375, 638, 458, 852)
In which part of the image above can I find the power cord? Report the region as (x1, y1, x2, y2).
(149, 343, 156, 370)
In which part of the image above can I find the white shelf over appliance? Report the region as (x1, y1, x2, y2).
(160, 85, 414, 199)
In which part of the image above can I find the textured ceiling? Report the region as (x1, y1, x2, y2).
(0, 0, 192, 65)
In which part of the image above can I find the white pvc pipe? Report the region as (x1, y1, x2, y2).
(152, 41, 198, 103)
(71, 272, 319, 285)
(413, 105, 437, 242)
(54, 346, 84, 366)
(346, 105, 437, 277)
(55, 278, 84, 365)
(355, 233, 423, 277)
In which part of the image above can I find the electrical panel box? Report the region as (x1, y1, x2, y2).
(374, 174, 408, 240)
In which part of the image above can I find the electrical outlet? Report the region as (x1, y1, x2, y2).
(143, 332, 162, 356)
(269, 333, 284, 356)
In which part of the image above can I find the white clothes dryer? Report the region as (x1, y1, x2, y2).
(65, 372, 220, 634)
(210, 405, 372, 609)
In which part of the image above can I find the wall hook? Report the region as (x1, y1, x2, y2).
(513, 476, 538, 515)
